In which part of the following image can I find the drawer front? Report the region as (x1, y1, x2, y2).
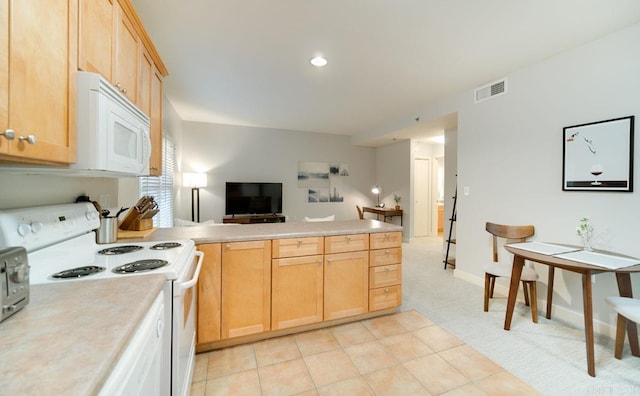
(369, 285, 402, 311)
(369, 247, 402, 267)
(272, 237, 324, 258)
(369, 264, 402, 289)
(370, 232, 402, 250)
(325, 233, 369, 254)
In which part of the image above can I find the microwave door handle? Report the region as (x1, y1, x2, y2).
(142, 127, 151, 163)
(176, 251, 204, 296)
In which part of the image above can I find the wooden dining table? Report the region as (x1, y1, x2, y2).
(504, 243, 640, 377)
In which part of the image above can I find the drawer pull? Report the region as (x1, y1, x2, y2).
(225, 244, 231, 250)
(385, 250, 390, 255)
(297, 239, 302, 245)
(385, 288, 390, 293)
(385, 267, 390, 272)
(385, 233, 390, 239)
(346, 236, 352, 241)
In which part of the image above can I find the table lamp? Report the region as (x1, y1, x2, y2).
(371, 186, 381, 207)
(183, 172, 207, 222)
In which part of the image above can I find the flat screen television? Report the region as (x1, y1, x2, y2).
(225, 182, 283, 215)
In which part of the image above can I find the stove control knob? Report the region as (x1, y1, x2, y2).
(17, 223, 31, 237)
(86, 211, 98, 221)
(31, 222, 43, 234)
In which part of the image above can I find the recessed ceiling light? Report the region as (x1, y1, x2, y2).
(310, 56, 328, 67)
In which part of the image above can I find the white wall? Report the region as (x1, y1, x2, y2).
(452, 23, 640, 334)
(175, 122, 377, 222)
(375, 140, 411, 240)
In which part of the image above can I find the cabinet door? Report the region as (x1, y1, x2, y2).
(0, 0, 7, 155)
(272, 255, 323, 330)
(148, 67, 163, 175)
(370, 232, 403, 250)
(324, 251, 369, 320)
(196, 244, 221, 346)
(113, 1, 138, 103)
(78, 0, 113, 78)
(325, 234, 369, 254)
(221, 241, 271, 339)
(3, 0, 77, 163)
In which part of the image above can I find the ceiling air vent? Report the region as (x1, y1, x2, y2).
(474, 78, 507, 103)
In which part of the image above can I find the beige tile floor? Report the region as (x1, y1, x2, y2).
(189, 310, 538, 395)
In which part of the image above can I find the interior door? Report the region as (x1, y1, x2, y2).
(413, 158, 431, 236)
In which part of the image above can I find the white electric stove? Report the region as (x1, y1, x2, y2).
(0, 203, 202, 396)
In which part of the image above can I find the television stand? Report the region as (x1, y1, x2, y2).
(223, 214, 286, 224)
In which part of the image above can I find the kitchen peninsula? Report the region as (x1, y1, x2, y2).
(138, 219, 403, 351)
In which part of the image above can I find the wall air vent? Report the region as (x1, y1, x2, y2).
(474, 78, 507, 103)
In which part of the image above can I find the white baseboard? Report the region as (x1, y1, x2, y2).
(452, 268, 617, 339)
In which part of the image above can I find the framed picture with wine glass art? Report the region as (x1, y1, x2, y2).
(562, 115, 634, 192)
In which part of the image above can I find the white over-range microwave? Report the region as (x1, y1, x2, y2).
(72, 71, 151, 176)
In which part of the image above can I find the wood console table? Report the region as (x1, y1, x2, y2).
(362, 206, 403, 226)
(222, 214, 286, 224)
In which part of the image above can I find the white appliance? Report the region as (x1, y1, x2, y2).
(0, 203, 202, 396)
(73, 71, 151, 176)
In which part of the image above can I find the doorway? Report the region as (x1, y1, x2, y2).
(413, 158, 431, 236)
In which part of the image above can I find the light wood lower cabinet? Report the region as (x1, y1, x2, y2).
(196, 232, 401, 350)
(196, 244, 221, 345)
(324, 251, 369, 320)
(221, 241, 271, 339)
(272, 255, 324, 330)
(369, 232, 403, 311)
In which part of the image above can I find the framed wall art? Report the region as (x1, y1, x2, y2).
(562, 116, 634, 192)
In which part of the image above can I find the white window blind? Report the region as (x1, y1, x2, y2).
(139, 136, 175, 228)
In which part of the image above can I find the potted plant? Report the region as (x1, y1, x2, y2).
(393, 194, 402, 210)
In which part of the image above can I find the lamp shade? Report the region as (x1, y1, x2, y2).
(371, 186, 380, 194)
(183, 172, 207, 188)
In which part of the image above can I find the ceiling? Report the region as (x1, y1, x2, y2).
(130, 0, 640, 144)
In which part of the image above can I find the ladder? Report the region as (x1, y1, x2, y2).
(443, 187, 457, 269)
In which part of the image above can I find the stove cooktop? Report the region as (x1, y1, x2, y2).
(28, 233, 195, 284)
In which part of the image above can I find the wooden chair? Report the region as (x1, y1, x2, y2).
(605, 296, 640, 359)
(356, 205, 364, 220)
(485, 222, 539, 323)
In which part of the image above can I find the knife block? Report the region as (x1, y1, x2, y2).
(131, 218, 153, 231)
(119, 207, 153, 231)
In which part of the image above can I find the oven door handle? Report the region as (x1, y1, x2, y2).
(177, 251, 204, 294)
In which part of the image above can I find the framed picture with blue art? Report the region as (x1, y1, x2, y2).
(562, 116, 634, 192)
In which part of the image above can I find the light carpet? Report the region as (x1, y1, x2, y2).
(402, 237, 640, 396)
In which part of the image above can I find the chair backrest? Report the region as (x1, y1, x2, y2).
(356, 205, 364, 220)
(485, 222, 534, 262)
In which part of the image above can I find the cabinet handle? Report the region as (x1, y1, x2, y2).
(385, 250, 390, 255)
(19, 135, 37, 145)
(225, 244, 231, 250)
(327, 259, 332, 264)
(385, 233, 390, 239)
(385, 267, 390, 271)
(385, 288, 390, 293)
(297, 239, 302, 245)
(1, 129, 15, 140)
(346, 236, 352, 241)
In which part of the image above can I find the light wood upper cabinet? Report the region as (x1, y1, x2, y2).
(0, 0, 7, 156)
(78, 0, 113, 79)
(148, 66, 163, 175)
(221, 241, 272, 339)
(112, 0, 139, 103)
(0, 0, 77, 164)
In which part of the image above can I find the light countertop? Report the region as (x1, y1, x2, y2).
(131, 219, 403, 244)
(0, 274, 166, 395)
